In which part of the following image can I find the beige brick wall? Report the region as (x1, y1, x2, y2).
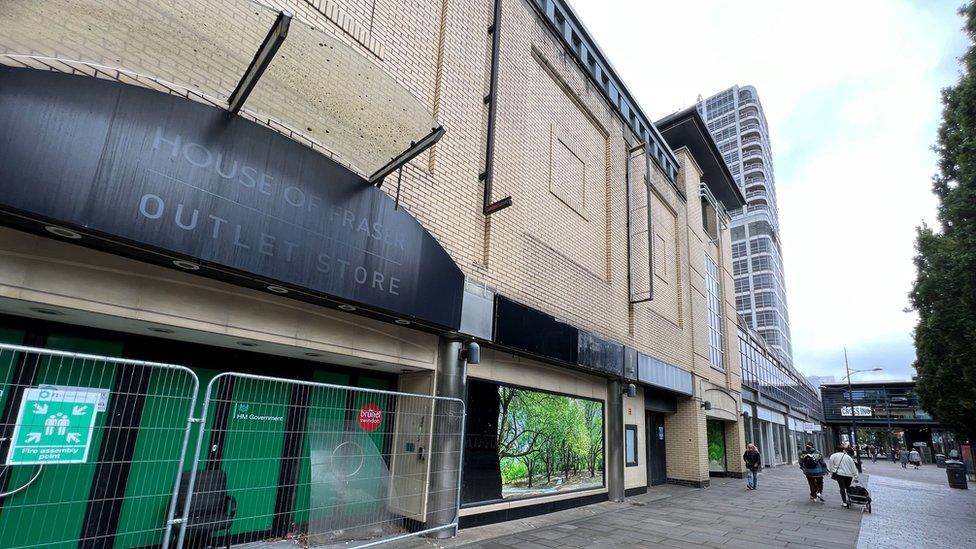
(0, 0, 750, 487)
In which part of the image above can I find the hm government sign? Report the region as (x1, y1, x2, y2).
(0, 67, 463, 329)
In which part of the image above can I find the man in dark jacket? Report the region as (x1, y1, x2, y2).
(743, 443, 762, 490)
(799, 442, 827, 502)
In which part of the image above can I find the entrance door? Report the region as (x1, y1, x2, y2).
(706, 419, 727, 473)
(645, 412, 667, 486)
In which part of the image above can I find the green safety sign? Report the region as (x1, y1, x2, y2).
(5, 386, 102, 465)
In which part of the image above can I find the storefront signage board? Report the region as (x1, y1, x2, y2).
(0, 68, 464, 329)
(840, 406, 873, 417)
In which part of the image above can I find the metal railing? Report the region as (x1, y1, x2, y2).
(180, 372, 465, 548)
(0, 343, 466, 548)
(0, 343, 198, 549)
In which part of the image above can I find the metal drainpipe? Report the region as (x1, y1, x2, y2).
(480, 0, 512, 215)
(426, 338, 466, 538)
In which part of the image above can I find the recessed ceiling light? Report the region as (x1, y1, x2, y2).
(148, 327, 175, 334)
(173, 260, 200, 270)
(338, 304, 356, 311)
(44, 226, 82, 239)
(29, 307, 64, 316)
(236, 341, 259, 347)
(304, 352, 323, 357)
(394, 319, 411, 325)
(266, 285, 288, 294)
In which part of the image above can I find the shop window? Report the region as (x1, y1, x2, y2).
(625, 425, 638, 467)
(461, 380, 605, 505)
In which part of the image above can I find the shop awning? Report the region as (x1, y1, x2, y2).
(0, 0, 440, 181)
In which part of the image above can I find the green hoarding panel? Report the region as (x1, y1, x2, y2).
(113, 366, 209, 548)
(292, 370, 349, 528)
(221, 376, 290, 536)
(0, 335, 123, 549)
(0, 327, 26, 426)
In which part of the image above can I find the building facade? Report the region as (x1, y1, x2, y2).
(739, 324, 825, 466)
(0, 0, 745, 546)
(698, 86, 794, 363)
(820, 380, 961, 462)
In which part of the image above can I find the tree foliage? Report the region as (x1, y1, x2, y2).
(910, 2, 976, 443)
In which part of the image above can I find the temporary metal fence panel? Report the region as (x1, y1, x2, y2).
(0, 342, 199, 549)
(181, 372, 465, 548)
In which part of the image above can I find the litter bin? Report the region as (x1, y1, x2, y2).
(936, 454, 947, 468)
(946, 460, 968, 489)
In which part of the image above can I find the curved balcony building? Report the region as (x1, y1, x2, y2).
(698, 86, 793, 363)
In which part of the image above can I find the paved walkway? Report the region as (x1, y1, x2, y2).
(405, 465, 864, 549)
(856, 460, 976, 548)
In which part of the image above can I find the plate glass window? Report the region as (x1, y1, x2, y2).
(625, 425, 638, 467)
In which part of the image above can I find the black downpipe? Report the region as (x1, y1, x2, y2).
(480, 0, 513, 215)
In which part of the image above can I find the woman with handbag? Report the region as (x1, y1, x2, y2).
(827, 445, 859, 508)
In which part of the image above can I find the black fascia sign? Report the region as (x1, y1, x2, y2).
(0, 67, 463, 329)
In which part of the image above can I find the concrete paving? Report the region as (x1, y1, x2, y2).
(405, 465, 865, 549)
(856, 460, 976, 549)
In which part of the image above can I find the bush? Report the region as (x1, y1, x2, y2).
(500, 460, 528, 484)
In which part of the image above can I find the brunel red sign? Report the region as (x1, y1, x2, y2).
(357, 403, 382, 432)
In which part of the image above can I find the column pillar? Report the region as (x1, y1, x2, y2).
(426, 338, 466, 538)
(606, 379, 625, 502)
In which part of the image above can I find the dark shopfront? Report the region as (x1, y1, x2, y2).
(0, 67, 468, 547)
(0, 314, 403, 548)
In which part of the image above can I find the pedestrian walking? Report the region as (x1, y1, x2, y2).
(909, 448, 921, 469)
(900, 447, 909, 468)
(743, 443, 762, 490)
(871, 448, 878, 463)
(827, 445, 859, 508)
(891, 447, 897, 464)
(799, 442, 827, 502)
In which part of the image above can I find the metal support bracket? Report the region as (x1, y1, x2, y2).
(370, 126, 445, 187)
(228, 10, 292, 114)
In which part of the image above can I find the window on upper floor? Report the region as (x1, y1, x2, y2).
(733, 259, 749, 276)
(753, 291, 777, 309)
(732, 242, 748, 258)
(701, 196, 719, 243)
(734, 276, 750, 294)
(753, 273, 775, 290)
(750, 237, 773, 255)
(704, 254, 725, 371)
(751, 256, 773, 273)
(756, 310, 779, 328)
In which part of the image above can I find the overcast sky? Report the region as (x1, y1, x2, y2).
(569, 0, 969, 382)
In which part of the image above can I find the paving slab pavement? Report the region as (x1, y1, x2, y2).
(856, 459, 976, 548)
(400, 465, 864, 549)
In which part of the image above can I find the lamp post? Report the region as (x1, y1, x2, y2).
(843, 348, 882, 472)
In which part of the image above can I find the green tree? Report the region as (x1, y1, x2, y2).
(910, 2, 976, 447)
(583, 400, 604, 477)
